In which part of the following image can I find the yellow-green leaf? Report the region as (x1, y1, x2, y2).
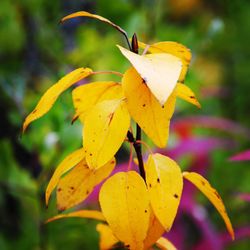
(45, 148, 85, 206)
(46, 210, 105, 223)
(122, 67, 176, 148)
(118, 45, 182, 105)
(145, 153, 183, 231)
(22, 67, 92, 132)
(156, 237, 177, 250)
(99, 171, 150, 250)
(96, 224, 120, 250)
(175, 83, 201, 108)
(61, 11, 127, 37)
(57, 157, 115, 211)
(183, 171, 235, 240)
(143, 209, 165, 250)
(84, 99, 130, 169)
(72, 81, 123, 123)
(138, 41, 191, 83)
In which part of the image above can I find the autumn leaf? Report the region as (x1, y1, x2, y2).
(156, 237, 177, 250)
(122, 67, 176, 148)
(45, 148, 85, 206)
(72, 81, 124, 123)
(22, 68, 92, 132)
(143, 209, 165, 249)
(99, 171, 150, 250)
(138, 41, 191, 83)
(83, 99, 130, 169)
(183, 171, 235, 239)
(46, 210, 105, 223)
(118, 45, 182, 105)
(96, 224, 120, 250)
(145, 153, 183, 231)
(175, 83, 201, 108)
(56, 157, 115, 211)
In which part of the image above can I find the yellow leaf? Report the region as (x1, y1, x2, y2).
(99, 171, 150, 250)
(145, 153, 183, 231)
(57, 157, 115, 211)
(117, 45, 182, 105)
(72, 81, 123, 123)
(46, 210, 105, 223)
(143, 209, 165, 250)
(22, 68, 92, 132)
(138, 41, 191, 83)
(174, 83, 201, 108)
(45, 148, 85, 206)
(61, 11, 127, 37)
(96, 224, 120, 250)
(122, 67, 176, 148)
(156, 237, 177, 250)
(183, 171, 235, 240)
(84, 99, 130, 169)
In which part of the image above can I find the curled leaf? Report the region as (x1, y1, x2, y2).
(183, 171, 235, 240)
(145, 153, 183, 231)
(84, 99, 130, 169)
(57, 157, 115, 211)
(99, 171, 150, 250)
(138, 41, 191, 83)
(72, 81, 123, 123)
(61, 11, 128, 40)
(118, 45, 182, 105)
(122, 67, 176, 148)
(45, 148, 85, 206)
(96, 224, 120, 250)
(22, 68, 92, 132)
(175, 83, 201, 108)
(46, 210, 105, 223)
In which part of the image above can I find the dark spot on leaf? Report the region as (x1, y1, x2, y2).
(126, 186, 129, 189)
(174, 194, 179, 199)
(75, 98, 81, 102)
(89, 153, 93, 156)
(86, 190, 90, 195)
(144, 209, 148, 213)
(190, 96, 195, 99)
(162, 105, 165, 108)
(111, 160, 115, 164)
(149, 183, 152, 188)
(142, 77, 147, 84)
(58, 188, 62, 192)
(142, 104, 146, 107)
(32, 109, 37, 114)
(157, 178, 160, 183)
(70, 187, 74, 190)
(214, 191, 221, 199)
(201, 180, 205, 185)
(108, 113, 114, 125)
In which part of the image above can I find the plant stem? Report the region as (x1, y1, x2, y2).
(126, 33, 146, 181)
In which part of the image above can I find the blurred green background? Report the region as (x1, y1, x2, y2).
(0, 0, 250, 249)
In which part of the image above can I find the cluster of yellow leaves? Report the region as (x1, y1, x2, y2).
(22, 11, 234, 250)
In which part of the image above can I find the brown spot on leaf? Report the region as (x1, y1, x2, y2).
(32, 109, 37, 114)
(144, 209, 148, 213)
(142, 104, 146, 107)
(86, 190, 90, 195)
(58, 188, 62, 192)
(89, 153, 93, 156)
(214, 191, 221, 200)
(174, 194, 179, 199)
(201, 180, 205, 186)
(70, 186, 74, 190)
(190, 96, 195, 99)
(157, 178, 160, 183)
(149, 183, 152, 188)
(142, 77, 147, 84)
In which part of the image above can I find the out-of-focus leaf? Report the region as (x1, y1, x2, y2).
(96, 224, 119, 250)
(156, 237, 177, 250)
(45, 148, 85, 206)
(229, 149, 250, 161)
(46, 210, 105, 223)
(61, 11, 128, 38)
(22, 68, 92, 132)
(84, 99, 130, 169)
(145, 153, 183, 231)
(72, 81, 123, 123)
(183, 171, 235, 240)
(99, 171, 150, 250)
(122, 67, 176, 148)
(175, 83, 201, 108)
(118, 45, 182, 105)
(138, 41, 191, 83)
(143, 210, 165, 249)
(57, 157, 115, 211)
